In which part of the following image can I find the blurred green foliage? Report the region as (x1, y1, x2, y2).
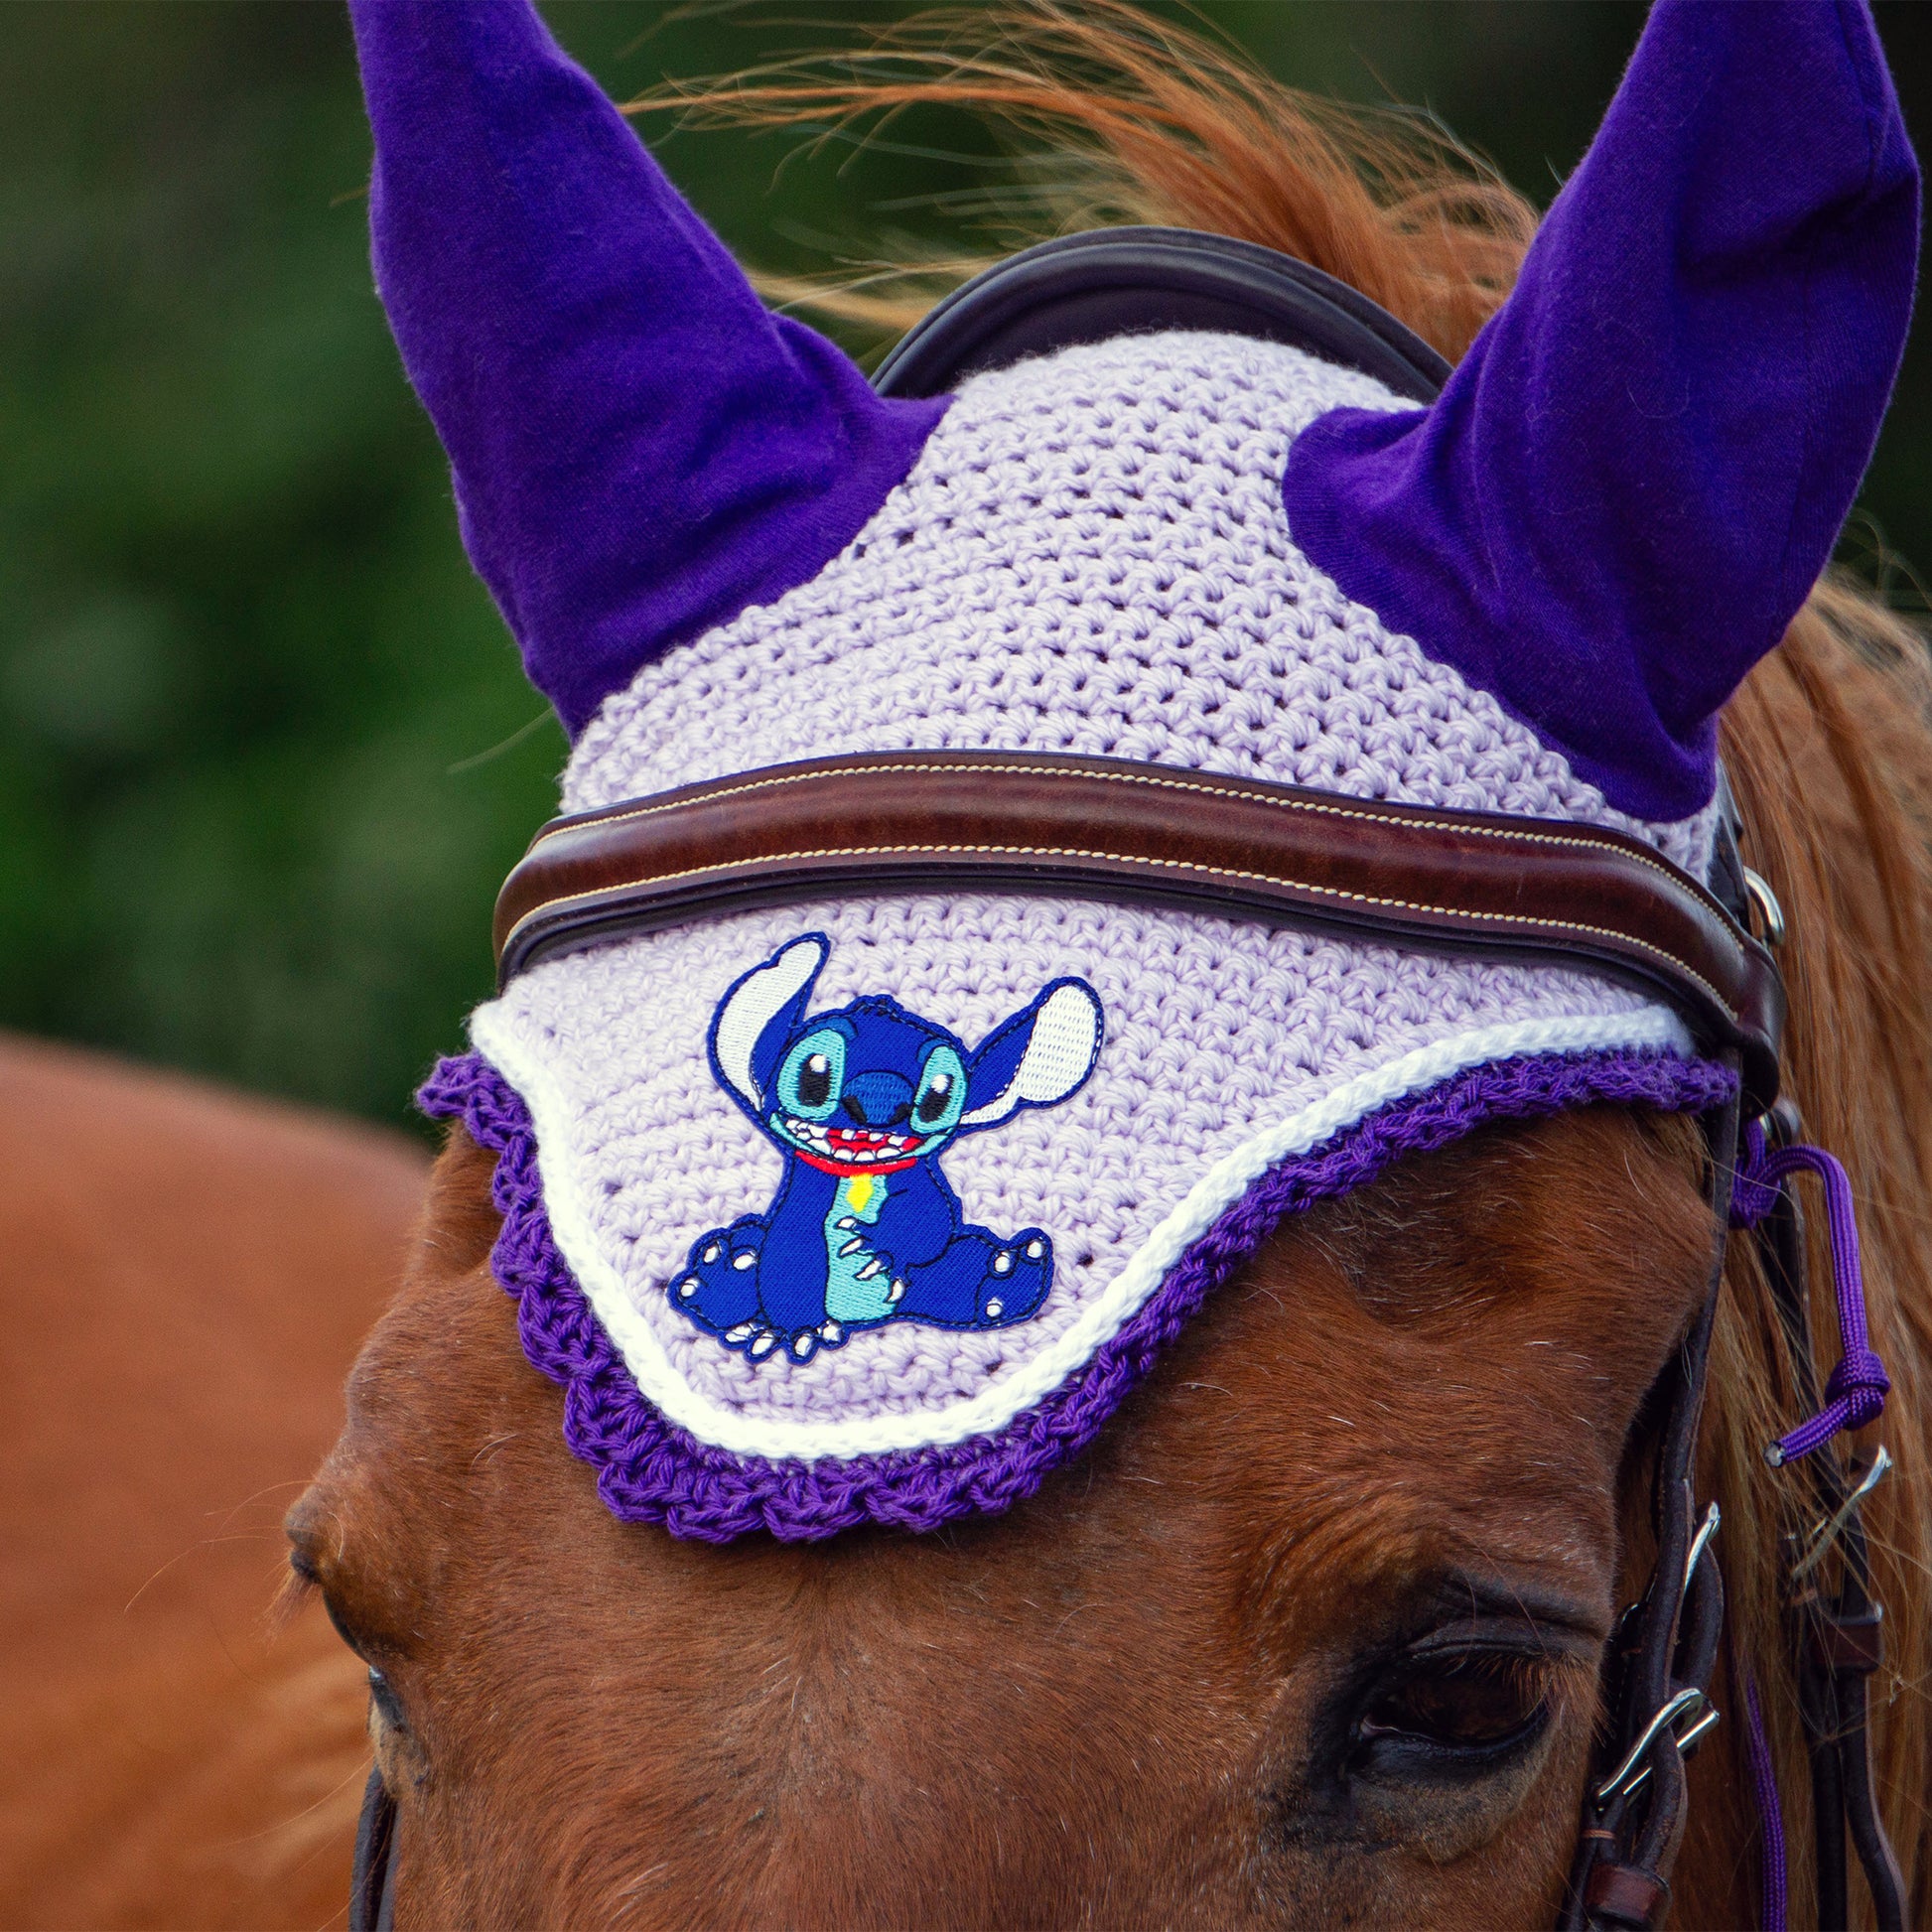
(3, 3, 1927, 1132)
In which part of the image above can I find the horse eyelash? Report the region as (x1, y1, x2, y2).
(269, 1557, 321, 1631)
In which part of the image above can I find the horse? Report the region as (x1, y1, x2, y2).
(0, 1033, 422, 1928)
(291, 2, 1929, 1925)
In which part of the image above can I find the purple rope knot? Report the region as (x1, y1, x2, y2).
(1823, 1348, 1891, 1431)
(1729, 1122, 1890, 1467)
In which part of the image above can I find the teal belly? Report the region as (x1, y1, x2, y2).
(823, 1172, 897, 1323)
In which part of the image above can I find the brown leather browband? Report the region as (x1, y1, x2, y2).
(493, 750, 1784, 1108)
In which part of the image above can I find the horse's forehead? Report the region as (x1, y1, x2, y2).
(339, 1108, 1708, 1603)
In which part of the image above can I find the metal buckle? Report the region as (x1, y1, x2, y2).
(1593, 1686, 1714, 1804)
(1684, 1501, 1721, 1587)
(1787, 1446, 1890, 1584)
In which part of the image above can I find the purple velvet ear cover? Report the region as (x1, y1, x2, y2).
(1283, 0, 1919, 824)
(345, 0, 949, 735)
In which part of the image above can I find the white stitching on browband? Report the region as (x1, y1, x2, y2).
(505, 838, 1736, 1022)
(523, 759, 1698, 897)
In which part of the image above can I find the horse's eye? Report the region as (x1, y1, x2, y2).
(1352, 1649, 1549, 1773)
(916, 1072, 953, 1123)
(368, 1666, 409, 1736)
(797, 1053, 833, 1109)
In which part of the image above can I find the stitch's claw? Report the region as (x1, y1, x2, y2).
(749, 1330, 777, 1360)
(674, 1215, 765, 1334)
(893, 1225, 1053, 1329)
(888, 1278, 905, 1305)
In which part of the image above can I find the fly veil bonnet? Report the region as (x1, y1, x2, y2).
(349, 4, 1920, 1922)
(352, 3, 1914, 1547)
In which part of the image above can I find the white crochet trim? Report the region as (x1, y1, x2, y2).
(471, 1001, 1693, 1462)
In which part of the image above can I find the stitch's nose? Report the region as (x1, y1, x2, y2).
(841, 1072, 913, 1128)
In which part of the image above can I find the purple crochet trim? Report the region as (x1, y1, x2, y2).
(419, 1047, 1735, 1542)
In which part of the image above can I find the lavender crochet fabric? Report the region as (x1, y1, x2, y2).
(349, 0, 1914, 1542)
(422, 1047, 1733, 1541)
(455, 328, 1729, 1524)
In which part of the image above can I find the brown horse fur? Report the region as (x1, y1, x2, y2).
(0, 1035, 424, 1929)
(287, 7, 1932, 1925)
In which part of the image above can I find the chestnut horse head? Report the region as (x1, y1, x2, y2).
(292, 4, 1929, 1925)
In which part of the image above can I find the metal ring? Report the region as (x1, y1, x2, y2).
(1742, 868, 1786, 947)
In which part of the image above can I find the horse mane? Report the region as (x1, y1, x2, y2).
(631, 3, 1932, 1906)
(624, 0, 1533, 362)
(1718, 597, 1932, 1911)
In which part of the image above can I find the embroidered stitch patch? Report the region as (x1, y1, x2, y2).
(670, 933, 1103, 1365)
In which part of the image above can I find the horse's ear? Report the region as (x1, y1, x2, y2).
(1283, 0, 1919, 825)
(958, 980, 1102, 1133)
(709, 935, 830, 1117)
(347, 0, 948, 736)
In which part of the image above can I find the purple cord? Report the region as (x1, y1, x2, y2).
(1730, 1121, 1889, 1465)
(1742, 1671, 1788, 1932)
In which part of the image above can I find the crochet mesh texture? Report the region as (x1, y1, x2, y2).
(459, 329, 1721, 1528)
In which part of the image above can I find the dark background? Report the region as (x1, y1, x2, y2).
(6, 3, 1928, 1134)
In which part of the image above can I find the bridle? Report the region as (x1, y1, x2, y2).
(351, 229, 1900, 1932)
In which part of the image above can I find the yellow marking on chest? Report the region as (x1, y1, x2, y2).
(845, 1173, 876, 1213)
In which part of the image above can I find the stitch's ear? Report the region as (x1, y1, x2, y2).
(709, 934, 829, 1121)
(959, 979, 1102, 1134)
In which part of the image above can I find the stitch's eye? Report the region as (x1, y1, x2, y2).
(913, 1046, 967, 1135)
(777, 1030, 846, 1121)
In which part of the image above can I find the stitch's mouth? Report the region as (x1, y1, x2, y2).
(782, 1117, 925, 1171)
